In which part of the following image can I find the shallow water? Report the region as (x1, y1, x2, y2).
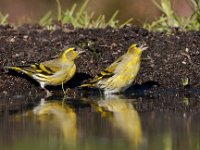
(0, 95, 200, 150)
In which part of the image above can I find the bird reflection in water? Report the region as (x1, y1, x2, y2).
(92, 95, 142, 147)
(32, 98, 77, 147)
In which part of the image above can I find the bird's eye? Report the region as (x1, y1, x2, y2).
(74, 48, 77, 51)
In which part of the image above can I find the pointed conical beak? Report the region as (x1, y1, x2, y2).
(140, 44, 148, 51)
(78, 50, 85, 55)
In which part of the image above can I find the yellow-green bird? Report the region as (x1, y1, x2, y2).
(80, 44, 148, 94)
(5, 47, 84, 96)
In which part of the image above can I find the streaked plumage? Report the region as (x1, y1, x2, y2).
(80, 44, 148, 94)
(5, 47, 83, 96)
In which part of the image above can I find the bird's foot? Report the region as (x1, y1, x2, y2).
(63, 88, 69, 97)
(45, 89, 52, 98)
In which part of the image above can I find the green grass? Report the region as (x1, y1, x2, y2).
(0, 12, 8, 25)
(0, 0, 133, 28)
(39, 0, 133, 28)
(144, 0, 200, 31)
(1, 0, 200, 31)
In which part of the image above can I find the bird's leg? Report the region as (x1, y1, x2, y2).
(61, 81, 66, 96)
(40, 98, 46, 106)
(98, 88, 103, 97)
(62, 81, 69, 98)
(65, 88, 70, 96)
(40, 83, 52, 97)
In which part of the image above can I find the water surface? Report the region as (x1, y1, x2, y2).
(0, 95, 199, 150)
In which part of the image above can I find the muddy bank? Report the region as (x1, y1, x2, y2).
(0, 24, 200, 97)
(0, 91, 200, 112)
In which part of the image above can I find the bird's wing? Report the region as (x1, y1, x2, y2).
(80, 55, 124, 88)
(88, 70, 114, 84)
(39, 59, 62, 74)
(87, 55, 124, 84)
(19, 58, 62, 76)
(5, 57, 64, 78)
(105, 55, 123, 73)
(17, 62, 56, 76)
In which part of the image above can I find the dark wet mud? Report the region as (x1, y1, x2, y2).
(0, 24, 200, 110)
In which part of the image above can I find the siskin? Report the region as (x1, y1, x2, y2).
(80, 44, 148, 94)
(5, 47, 84, 96)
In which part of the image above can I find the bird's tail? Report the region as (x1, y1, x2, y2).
(4, 66, 33, 76)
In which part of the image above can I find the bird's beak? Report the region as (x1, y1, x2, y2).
(140, 44, 148, 51)
(78, 50, 85, 54)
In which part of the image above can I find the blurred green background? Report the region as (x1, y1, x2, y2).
(0, 0, 194, 25)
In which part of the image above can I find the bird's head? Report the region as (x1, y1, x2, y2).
(127, 43, 148, 55)
(62, 47, 84, 61)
